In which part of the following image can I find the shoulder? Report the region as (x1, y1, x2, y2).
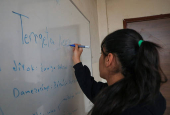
(121, 107, 152, 115)
(121, 92, 166, 115)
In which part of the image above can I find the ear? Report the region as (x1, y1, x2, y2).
(105, 53, 115, 67)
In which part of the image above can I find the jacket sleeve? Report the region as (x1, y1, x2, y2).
(73, 62, 108, 103)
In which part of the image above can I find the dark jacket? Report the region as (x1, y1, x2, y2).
(73, 62, 166, 115)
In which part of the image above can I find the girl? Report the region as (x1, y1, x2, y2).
(72, 29, 167, 115)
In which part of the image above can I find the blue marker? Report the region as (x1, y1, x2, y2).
(70, 44, 90, 48)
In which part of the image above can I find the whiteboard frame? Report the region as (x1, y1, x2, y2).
(70, 0, 90, 23)
(70, 0, 93, 74)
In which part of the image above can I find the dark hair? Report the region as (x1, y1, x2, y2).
(88, 29, 167, 115)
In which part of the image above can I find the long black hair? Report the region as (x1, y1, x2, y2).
(88, 29, 167, 115)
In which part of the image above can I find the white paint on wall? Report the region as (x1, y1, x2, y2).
(106, 0, 170, 33)
(97, 0, 109, 44)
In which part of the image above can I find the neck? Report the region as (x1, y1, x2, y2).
(106, 72, 124, 86)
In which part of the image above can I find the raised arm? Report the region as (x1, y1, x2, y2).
(72, 44, 107, 103)
(73, 62, 107, 103)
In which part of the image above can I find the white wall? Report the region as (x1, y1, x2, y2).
(97, 0, 170, 40)
(106, 0, 170, 33)
(97, 0, 109, 44)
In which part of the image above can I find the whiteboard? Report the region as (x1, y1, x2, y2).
(0, 0, 92, 115)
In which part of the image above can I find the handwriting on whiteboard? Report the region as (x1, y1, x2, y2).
(32, 91, 81, 115)
(0, 108, 4, 115)
(58, 91, 81, 110)
(12, 11, 71, 48)
(56, 0, 61, 4)
(13, 60, 67, 72)
(33, 109, 56, 115)
(13, 78, 77, 98)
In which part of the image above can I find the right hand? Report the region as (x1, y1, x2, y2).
(72, 44, 83, 65)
